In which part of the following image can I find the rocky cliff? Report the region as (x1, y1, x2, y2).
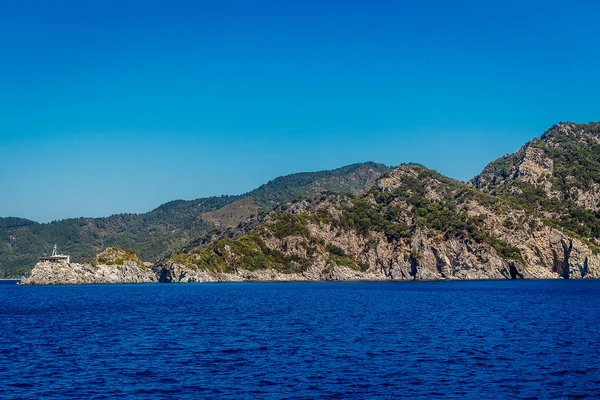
(21, 247, 156, 285)
(471, 122, 600, 223)
(160, 122, 600, 282)
(160, 164, 600, 282)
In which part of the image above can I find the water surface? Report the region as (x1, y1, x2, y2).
(1, 280, 600, 398)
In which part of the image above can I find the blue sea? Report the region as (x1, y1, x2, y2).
(1, 280, 600, 399)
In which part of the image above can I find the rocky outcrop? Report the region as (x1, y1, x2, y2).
(471, 122, 600, 211)
(159, 220, 600, 283)
(20, 261, 157, 285)
(21, 247, 156, 285)
(159, 161, 600, 283)
(158, 262, 301, 282)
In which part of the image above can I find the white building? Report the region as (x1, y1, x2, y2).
(39, 244, 70, 264)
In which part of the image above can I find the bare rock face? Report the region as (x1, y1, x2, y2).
(156, 223, 538, 283)
(20, 262, 157, 285)
(21, 247, 156, 285)
(469, 135, 559, 201)
(158, 262, 304, 283)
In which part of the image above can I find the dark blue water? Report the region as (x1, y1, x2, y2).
(2, 280, 600, 399)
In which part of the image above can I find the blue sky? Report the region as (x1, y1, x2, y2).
(1, 0, 599, 222)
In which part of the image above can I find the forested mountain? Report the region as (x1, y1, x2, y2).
(0, 162, 389, 277)
(159, 122, 600, 282)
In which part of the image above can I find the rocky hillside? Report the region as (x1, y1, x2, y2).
(9, 122, 600, 282)
(160, 162, 600, 282)
(1, 162, 389, 278)
(21, 247, 156, 285)
(471, 122, 600, 243)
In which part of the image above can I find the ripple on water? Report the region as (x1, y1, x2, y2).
(1, 280, 600, 399)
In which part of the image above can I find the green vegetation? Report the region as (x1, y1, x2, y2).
(337, 165, 524, 261)
(0, 199, 225, 277)
(171, 233, 302, 273)
(267, 213, 310, 239)
(474, 122, 600, 242)
(489, 238, 524, 263)
(325, 254, 367, 272)
(558, 208, 600, 239)
(325, 243, 346, 257)
(167, 124, 600, 271)
(95, 246, 145, 268)
(350, 167, 466, 239)
(0, 162, 389, 277)
(341, 199, 389, 236)
(338, 197, 412, 243)
(323, 244, 367, 271)
(246, 162, 390, 211)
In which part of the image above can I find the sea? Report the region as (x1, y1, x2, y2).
(1, 280, 600, 399)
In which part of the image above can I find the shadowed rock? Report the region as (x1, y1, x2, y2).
(509, 262, 524, 279)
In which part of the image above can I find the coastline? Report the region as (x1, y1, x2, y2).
(18, 276, 592, 286)
(11, 278, 600, 288)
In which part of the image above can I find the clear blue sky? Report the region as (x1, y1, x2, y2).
(1, 0, 599, 222)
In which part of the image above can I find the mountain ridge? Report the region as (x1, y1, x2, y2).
(10, 122, 600, 282)
(158, 122, 600, 282)
(1, 162, 390, 277)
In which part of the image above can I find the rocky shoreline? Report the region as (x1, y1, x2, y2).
(20, 262, 157, 285)
(20, 247, 157, 285)
(20, 259, 596, 285)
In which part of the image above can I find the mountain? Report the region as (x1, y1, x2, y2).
(9, 122, 600, 282)
(471, 122, 600, 242)
(159, 123, 600, 282)
(0, 162, 389, 278)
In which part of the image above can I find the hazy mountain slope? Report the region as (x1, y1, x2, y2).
(247, 162, 390, 209)
(201, 162, 389, 229)
(0, 162, 389, 277)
